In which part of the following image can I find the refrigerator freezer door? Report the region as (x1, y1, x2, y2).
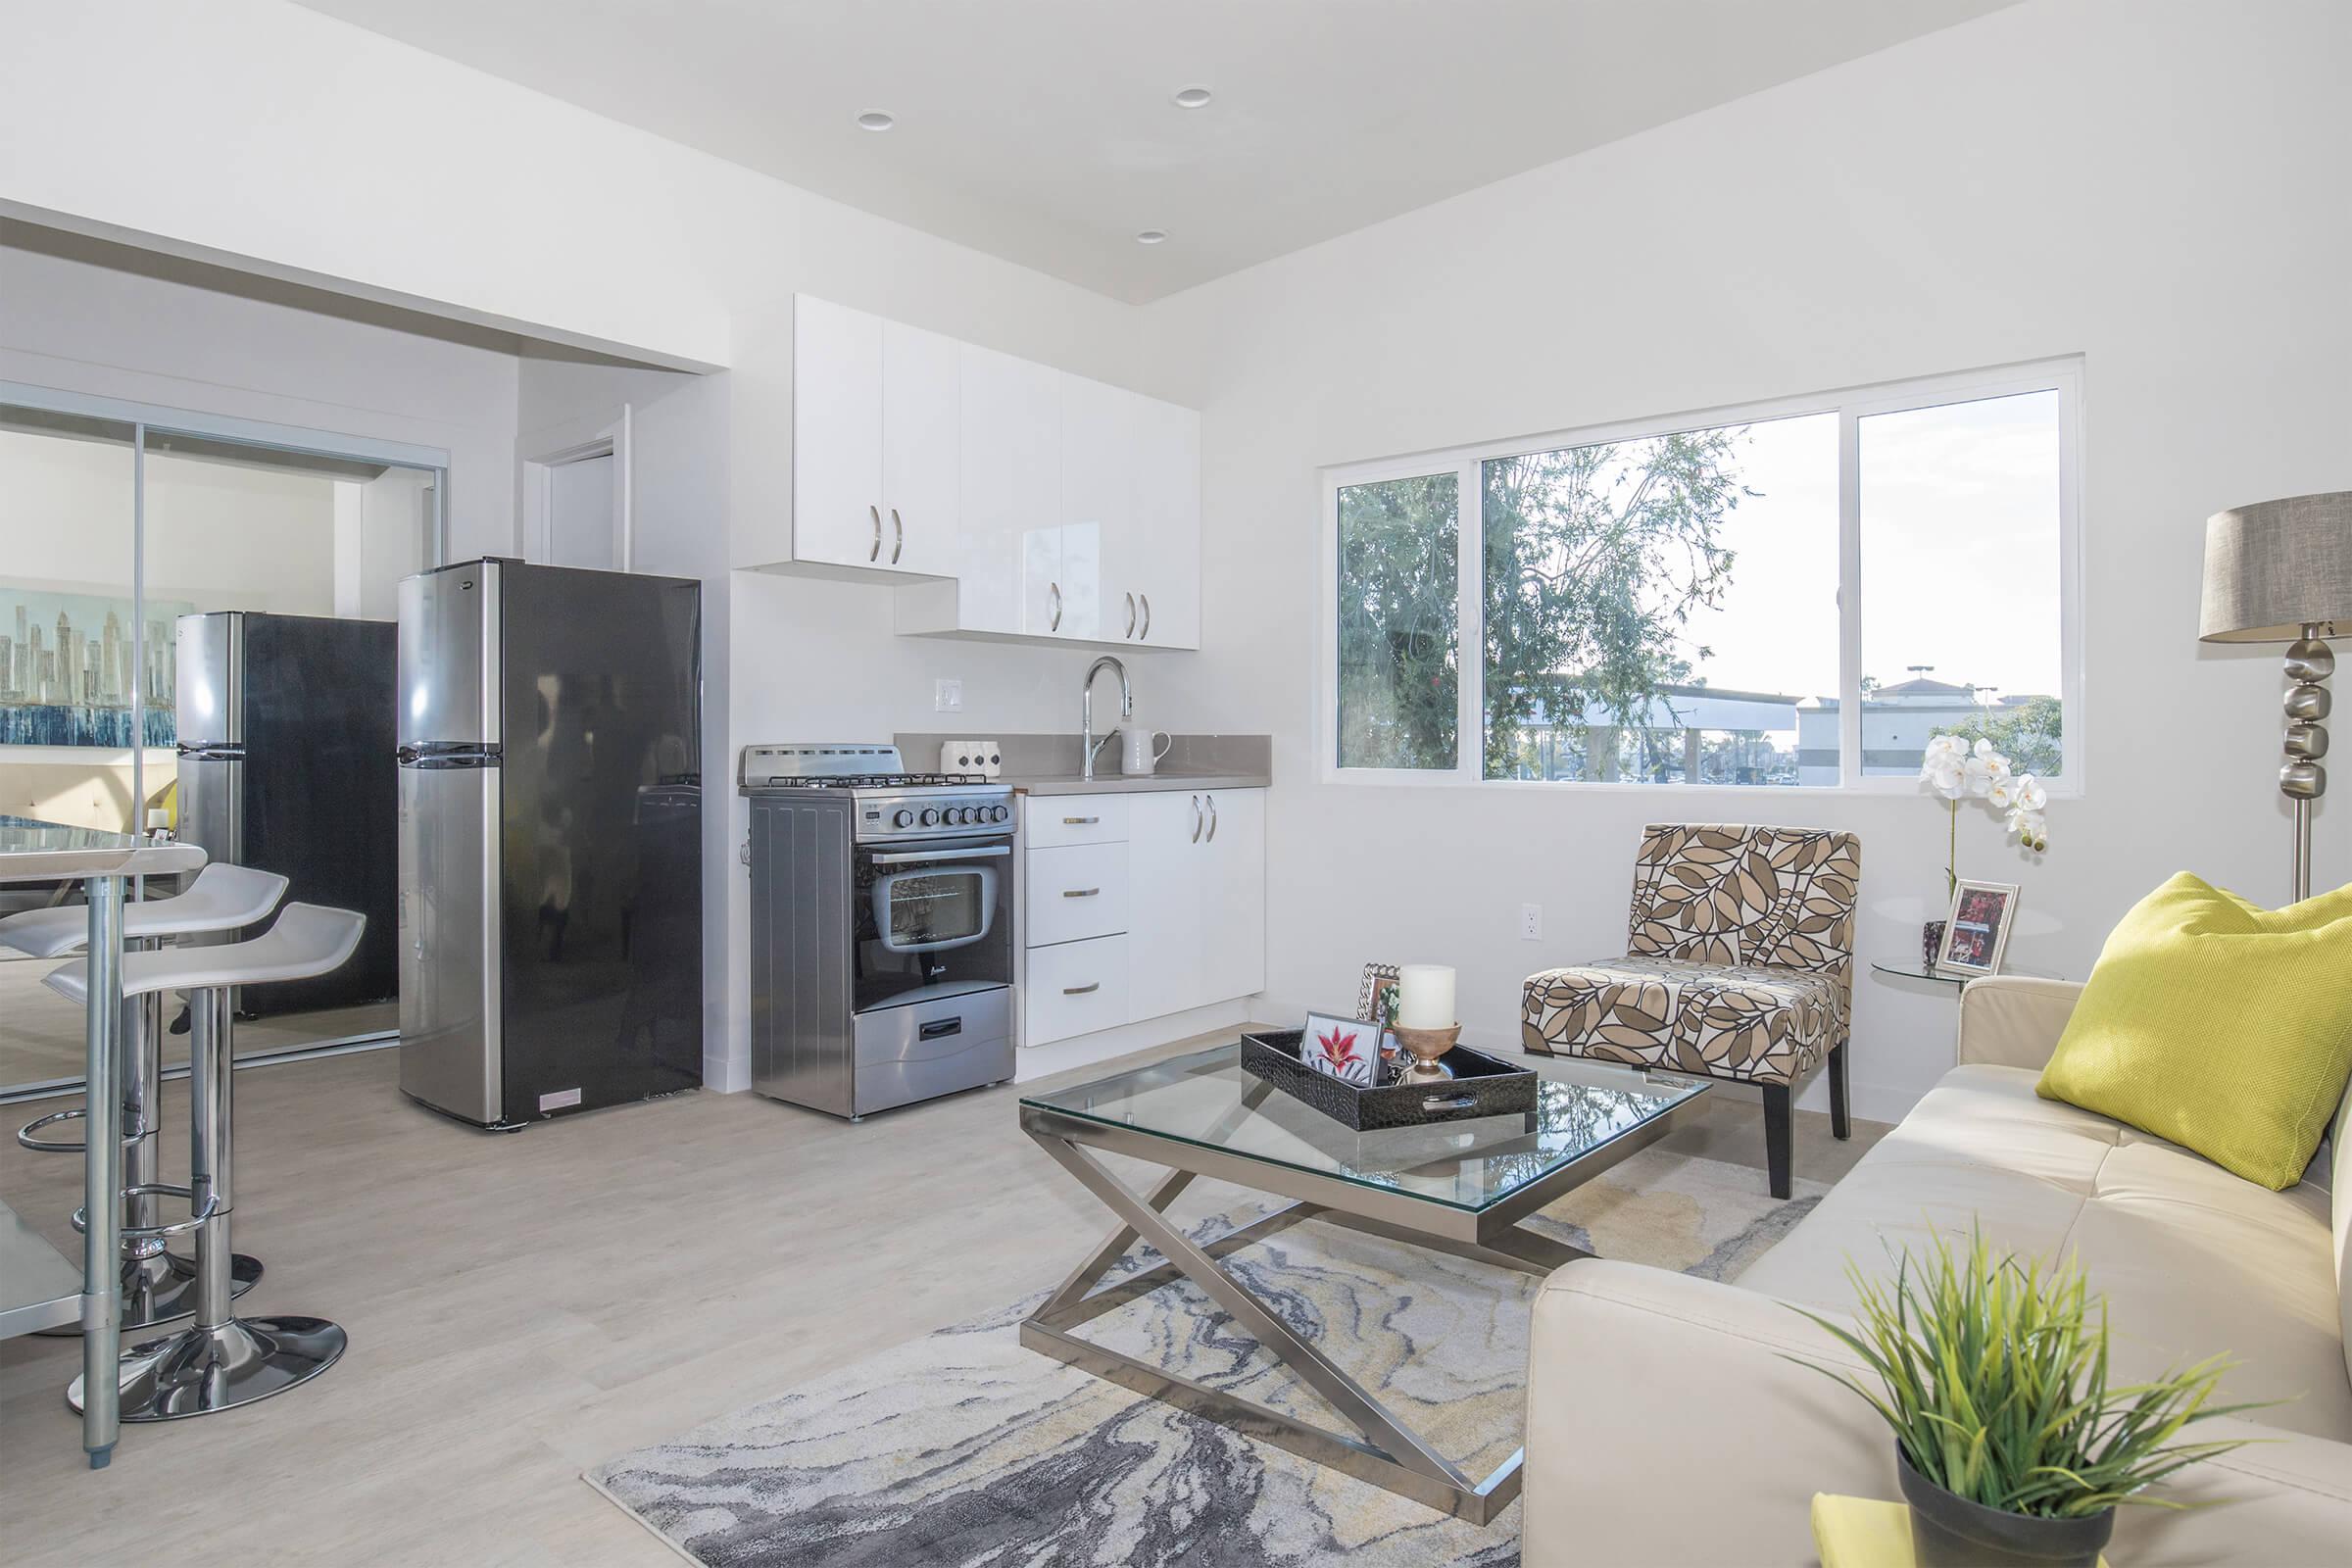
(175, 612, 243, 747)
(175, 752, 243, 871)
(397, 759, 503, 1124)
(397, 561, 501, 750)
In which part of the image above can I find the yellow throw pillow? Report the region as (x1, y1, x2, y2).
(2037, 872, 2352, 1189)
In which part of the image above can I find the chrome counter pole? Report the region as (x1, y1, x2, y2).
(79, 873, 123, 1467)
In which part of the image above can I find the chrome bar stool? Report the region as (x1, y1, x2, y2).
(3, 852, 289, 1332)
(49, 902, 365, 1421)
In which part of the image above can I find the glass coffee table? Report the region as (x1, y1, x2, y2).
(1018, 1042, 1707, 1523)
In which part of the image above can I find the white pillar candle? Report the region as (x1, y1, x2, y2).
(1396, 964, 1456, 1029)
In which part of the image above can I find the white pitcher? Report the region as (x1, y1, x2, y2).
(1120, 725, 1174, 776)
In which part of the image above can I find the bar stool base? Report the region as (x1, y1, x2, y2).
(67, 1315, 347, 1421)
(37, 1250, 264, 1337)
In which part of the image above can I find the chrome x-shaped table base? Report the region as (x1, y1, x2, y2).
(1019, 1116, 1590, 1525)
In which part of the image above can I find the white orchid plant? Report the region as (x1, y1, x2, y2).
(1921, 734, 2049, 898)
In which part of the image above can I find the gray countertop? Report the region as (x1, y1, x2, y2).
(1008, 770, 1269, 797)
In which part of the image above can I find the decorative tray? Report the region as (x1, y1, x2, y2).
(1239, 1029, 1539, 1131)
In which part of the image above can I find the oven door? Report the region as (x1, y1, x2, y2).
(853, 839, 1014, 1012)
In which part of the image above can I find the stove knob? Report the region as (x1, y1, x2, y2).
(892, 808, 915, 829)
(991, 805, 1011, 823)
(919, 808, 940, 827)
(954, 807, 975, 825)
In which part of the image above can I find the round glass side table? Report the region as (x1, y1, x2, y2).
(1869, 961, 2063, 990)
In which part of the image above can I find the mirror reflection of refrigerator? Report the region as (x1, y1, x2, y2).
(395, 559, 703, 1129)
(174, 612, 398, 1016)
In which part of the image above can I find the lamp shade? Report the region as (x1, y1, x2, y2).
(2200, 491, 2352, 643)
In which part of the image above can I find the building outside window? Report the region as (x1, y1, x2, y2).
(1324, 361, 2080, 792)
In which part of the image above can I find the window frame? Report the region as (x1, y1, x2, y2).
(1317, 357, 2085, 798)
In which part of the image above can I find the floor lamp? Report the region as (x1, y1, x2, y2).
(2200, 491, 2352, 902)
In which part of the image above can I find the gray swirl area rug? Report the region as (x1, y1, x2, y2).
(586, 1148, 1823, 1567)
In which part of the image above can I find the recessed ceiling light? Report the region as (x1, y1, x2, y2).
(856, 111, 895, 131)
(1135, 229, 1169, 245)
(1173, 86, 1213, 110)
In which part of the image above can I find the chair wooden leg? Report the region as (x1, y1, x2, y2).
(1762, 1084, 1793, 1200)
(1829, 1044, 1850, 1142)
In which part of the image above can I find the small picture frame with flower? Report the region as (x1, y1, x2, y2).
(1935, 879, 2019, 977)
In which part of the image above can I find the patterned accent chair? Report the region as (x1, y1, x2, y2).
(1520, 823, 1861, 1198)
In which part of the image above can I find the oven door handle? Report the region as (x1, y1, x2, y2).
(869, 844, 1012, 865)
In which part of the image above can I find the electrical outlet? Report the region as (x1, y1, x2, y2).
(934, 678, 963, 712)
(1519, 903, 1544, 941)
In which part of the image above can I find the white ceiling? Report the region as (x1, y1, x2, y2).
(294, 0, 2016, 304)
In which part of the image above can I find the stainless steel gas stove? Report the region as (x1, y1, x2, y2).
(739, 744, 1016, 1119)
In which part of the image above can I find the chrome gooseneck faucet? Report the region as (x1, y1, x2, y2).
(1080, 655, 1132, 782)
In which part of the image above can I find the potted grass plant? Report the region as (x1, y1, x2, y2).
(1794, 1228, 2259, 1567)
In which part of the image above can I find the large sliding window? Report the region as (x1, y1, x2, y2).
(0, 388, 447, 1096)
(1324, 361, 2081, 791)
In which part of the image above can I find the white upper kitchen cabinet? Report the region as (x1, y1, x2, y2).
(753, 296, 958, 576)
(879, 318, 960, 575)
(1126, 392, 1201, 649)
(900, 347, 1200, 650)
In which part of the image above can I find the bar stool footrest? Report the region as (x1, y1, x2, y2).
(71, 1185, 220, 1242)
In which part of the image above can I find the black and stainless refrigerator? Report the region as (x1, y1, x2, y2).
(175, 611, 399, 1016)
(395, 558, 703, 1128)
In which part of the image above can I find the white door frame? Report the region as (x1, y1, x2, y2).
(521, 406, 632, 570)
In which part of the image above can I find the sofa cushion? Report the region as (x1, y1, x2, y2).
(1520, 956, 1835, 1086)
(2037, 871, 2352, 1190)
(1738, 1064, 2352, 1443)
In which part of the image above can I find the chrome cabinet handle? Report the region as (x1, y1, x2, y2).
(1062, 981, 1101, 996)
(868, 505, 881, 562)
(1049, 581, 1062, 631)
(1190, 795, 1202, 843)
(1061, 887, 1100, 899)
(891, 508, 904, 564)
(1206, 795, 1218, 842)
(1062, 815, 1099, 825)
(1141, 594, 1152, 639)
(1125, 592, 1137, 638)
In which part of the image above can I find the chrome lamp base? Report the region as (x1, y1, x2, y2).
(68, 1315, 348, 1422)
(2282, 624, 2332, 904)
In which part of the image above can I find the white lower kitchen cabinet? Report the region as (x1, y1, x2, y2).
(1025, 934, 1130, 1045)
(1019, 787, 1264, 1053)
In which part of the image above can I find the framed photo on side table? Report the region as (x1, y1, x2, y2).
(1936, 879, 2020, 977)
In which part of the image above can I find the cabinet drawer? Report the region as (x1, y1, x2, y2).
(1026, 843, 1129, 948)
(1024, 935, 1129, 1046)
(1024, 794, 1129, 848)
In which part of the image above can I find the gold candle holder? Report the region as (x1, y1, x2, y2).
(1390, 1022, 1460, 1080)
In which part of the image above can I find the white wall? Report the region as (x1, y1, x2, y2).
(1139, 0, 2352, 1122)
(0, 234, 521, 561)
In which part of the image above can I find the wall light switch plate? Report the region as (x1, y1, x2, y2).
(1520, 903, 1544, 941)
(934, 678, 963, 712)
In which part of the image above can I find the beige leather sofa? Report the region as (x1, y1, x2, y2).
(1524, 975, 2352, 1566)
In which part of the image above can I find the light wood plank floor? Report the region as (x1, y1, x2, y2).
(0, 1037, 1885, 1566)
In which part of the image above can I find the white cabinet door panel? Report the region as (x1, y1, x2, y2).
(881, 319, 959, 575)
(957, 344, 1060, 635)
(791, 296, 885, 569)
(1129, 394, 1201, 649)
(1200, 789, 1266, 1004)
(1125, 791, 1205, 1023)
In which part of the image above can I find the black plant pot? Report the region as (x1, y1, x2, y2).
(1897, 1447, 2114, 1568)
